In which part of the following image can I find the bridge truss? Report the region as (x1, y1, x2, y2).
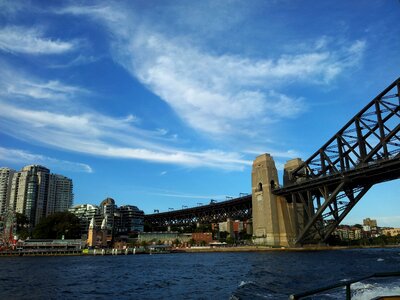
(274, 77, 400, 245)
(144, 196, 252, 229)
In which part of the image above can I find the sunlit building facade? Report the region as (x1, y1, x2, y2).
(6, 165, 73, 226)
(0, 167, 15, 215)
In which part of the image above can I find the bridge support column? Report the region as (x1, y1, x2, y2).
(251, 154, 300, 247)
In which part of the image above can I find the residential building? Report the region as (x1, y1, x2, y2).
(11, 165, 50, 225)
(382, 228, 400, 237)
(68, 204, 100, 235)
(0, 167, 15, 215)
(116, 205, 144, 235)
(47, 175, 73, 215)
(333, 225, 362, 241)
(363, 218, 378, 228)
(69, 199, 144, 240)
(192, 232, 213, 244)
(100, 197, 116, 230)
(7, 165, 73, 226)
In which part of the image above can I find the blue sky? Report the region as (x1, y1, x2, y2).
(0, 0, 399, 226)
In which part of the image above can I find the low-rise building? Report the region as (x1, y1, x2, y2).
(382, 228, 400, 237)
(192, 232, 213, 244)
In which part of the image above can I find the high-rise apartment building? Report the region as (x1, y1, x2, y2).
(47, 174, 74, 215)
(9, 165, 50, 225)
(0, 167, 15, 215)
(6, 165, 73, 226)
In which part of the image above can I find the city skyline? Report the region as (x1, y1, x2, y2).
(0, 1, 399, 226)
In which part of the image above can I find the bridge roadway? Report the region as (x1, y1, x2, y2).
(144, 156, 400, 229)
(273, 155, 400, 196)
(144, 156, 399, 231)
(144, 195, 252, 228)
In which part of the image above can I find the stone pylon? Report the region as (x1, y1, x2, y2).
(251, 154, 303, 247)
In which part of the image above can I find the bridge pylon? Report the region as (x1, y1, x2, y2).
(251, 154, 303, 247)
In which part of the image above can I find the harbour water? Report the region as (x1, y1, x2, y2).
(1, 247, 400, 299)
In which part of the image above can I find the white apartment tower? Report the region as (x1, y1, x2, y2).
(9, 165, 50, 225)
(0, 167, 16, 215)
(47, 174, 74, 215)
(7, 165, 73, 226)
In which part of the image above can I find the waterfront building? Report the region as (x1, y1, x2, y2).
(87, 217, 108, 248)
(382, 228, 400, 237)
(7, 165, 73, 226)
(68, 204, 100, 236)
(138, 232, 192, 245)
(100, 197, 116, 230)
(218, 219, 250, 239)
(115, 205, 144, 235)
(16, 239, 83, 252)
(70, 199, 144, 242)
(333, 225, 362, 240)
(0, 167, 15, 215)
(9, 165, 51, 225)
(192, 232, 213, 244)
(47, 175, 74, 215)
(363, 218, 378, 228)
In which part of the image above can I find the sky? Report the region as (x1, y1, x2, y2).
(0, 0, 399, 226)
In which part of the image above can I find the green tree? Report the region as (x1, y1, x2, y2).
(226, 236, 235, 245)
(32, 212, 81, 239)
(16, 213, 30, 239)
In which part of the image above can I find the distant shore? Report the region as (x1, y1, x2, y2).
(180, 244, 400, 253)
(1, 244, 399, 257)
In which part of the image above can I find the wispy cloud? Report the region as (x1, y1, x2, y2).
(0, 99, 251, 170)
(0, 146, 93, 173)
(60, 4, 366, 139)
(0, 62, 88, 101)
(0, 2, 368, 172)
(50, 54, 102, 68)
(0, 26, 77, 55)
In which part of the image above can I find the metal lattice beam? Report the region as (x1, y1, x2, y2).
(144, 196, 252, 229)
(274, 77, 400, 245)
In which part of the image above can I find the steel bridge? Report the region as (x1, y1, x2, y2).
(144, 195, 252, 229)
(273, 76, 400, 245)
(145, 77, 400, 244)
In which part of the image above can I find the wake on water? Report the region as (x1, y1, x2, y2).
(351, 281, 400, 300)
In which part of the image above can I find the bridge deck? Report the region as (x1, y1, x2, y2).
(144, 195, 252, 227)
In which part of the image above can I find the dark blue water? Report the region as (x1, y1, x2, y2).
(0, 248, 399, 299)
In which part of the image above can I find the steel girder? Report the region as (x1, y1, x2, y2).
(274, 77, 400, 245)
(144, 196, 252, 229)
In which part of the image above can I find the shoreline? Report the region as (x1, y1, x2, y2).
(179, 244, 400, 253)
(1, 244, 399, 257)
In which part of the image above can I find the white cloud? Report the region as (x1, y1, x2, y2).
(0, 146, 93, 173)
(0, 101, 251, 170)
(0, 63, 88, 101)
(50, 54, 102, 68)
(0, 26, 76, 55)
(0, 3, 368, 171)
(59, 4, 365, 138)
